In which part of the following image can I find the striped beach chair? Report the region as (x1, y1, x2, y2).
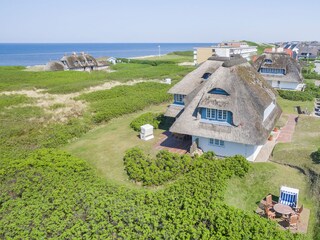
(279, 186, 299, 208)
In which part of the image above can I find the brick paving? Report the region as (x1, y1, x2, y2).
(277, 114, 298, 143)
(154, 131, 191, 154)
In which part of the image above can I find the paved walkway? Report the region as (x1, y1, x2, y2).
(154, 131, 191, 154)
(255, 131, 279, 162)
(277, 114, 298, 143)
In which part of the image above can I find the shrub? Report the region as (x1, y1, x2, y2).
(278, 90, 314, 101)
(123, 148, 193, 186)
(311, 148, 320, 164)
(78, 82, 172, 123)
(130, 112, 163, 131)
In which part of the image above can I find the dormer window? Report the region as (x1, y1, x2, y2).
(202, 72, 212, 80)
(206, 109, 227, 121)
(174, 94, 185, 105)
(209, 88, 229, 95)
(264, 59, 272, 64)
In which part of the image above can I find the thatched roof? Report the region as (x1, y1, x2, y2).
(169, 59, 282, 145)
(44, 61, 65, 71)
(61, 53, 98, 69)
(168, 58, 224, 95)
(164, 104, 184, 118)
(253, 53, 303, 83)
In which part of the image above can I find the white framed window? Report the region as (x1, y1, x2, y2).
(209, 138, 225, 147)
(217, 110, 227, 121)
(174, 94, 184, 104)
(206, 109, 216, 119)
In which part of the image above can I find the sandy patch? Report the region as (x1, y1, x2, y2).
(24, 65, 46, 72)
(0, 79, 163, 123)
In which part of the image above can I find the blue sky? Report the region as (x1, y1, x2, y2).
(1, 0, 319, 43)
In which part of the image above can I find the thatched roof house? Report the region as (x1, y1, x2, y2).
(253, 52, 303, 90)
(166, 56, 282, 161)
(60, 53, 99, 71)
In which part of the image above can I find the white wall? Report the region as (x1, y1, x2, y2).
(263, 102, 276, 121)
(192, 136, 263, 161)
(270, 81, 300, 90)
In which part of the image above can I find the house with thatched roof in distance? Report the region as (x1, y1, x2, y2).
(45, 52, 109, 72)
(165, 55, 282, 161)
(253, 52, 304, 91)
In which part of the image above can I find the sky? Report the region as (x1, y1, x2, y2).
(1, 0, 319, 43)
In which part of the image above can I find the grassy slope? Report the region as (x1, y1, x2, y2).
(244, 40, 273, 55)
(277, 97, 314, 114)
(143, 52, 193, 63)
(63, 103, 168, 188)
(0, 60, 193, 94)
(272, 116, 320, 173)
(225, 163, 315, 239)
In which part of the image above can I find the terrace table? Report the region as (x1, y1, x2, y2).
(273, 203, 295, 215)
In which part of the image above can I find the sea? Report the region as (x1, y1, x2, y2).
(0, 43, 213, 66)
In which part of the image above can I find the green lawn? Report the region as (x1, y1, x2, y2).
(277, 97, 314, 114)
(272, 116, 320, 173)
(63, 103, 169, 188)
(225, 162, 316, 239)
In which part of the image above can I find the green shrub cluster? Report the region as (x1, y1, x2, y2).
(78, 82, 172, 123)
(130, 112, 163, 131)
(278, 82, 320, 101)
(311, 148, 320, 164)
(0, 148, 302, 239)
(168, 51, 193, 56)
(278, 90, 314, 101)
(124, 148, 194, 185)
(124, 147, 252, 186)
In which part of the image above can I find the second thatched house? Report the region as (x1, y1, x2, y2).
(45, 52, 108, 71)
(165, 56, 282, 161)
(253, 52, 304, 90)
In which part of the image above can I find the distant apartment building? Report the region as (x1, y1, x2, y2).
(194, 41, 257, 65)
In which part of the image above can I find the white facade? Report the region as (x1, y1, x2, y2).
(192, 136, 263, 162)
(213, 46, 257, 60)
(267, 80, 300, 90)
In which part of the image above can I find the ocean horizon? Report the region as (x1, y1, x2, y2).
(0, 43, 213, 66)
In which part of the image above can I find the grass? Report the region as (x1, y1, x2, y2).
(63, 103, 169, 188)
(0, 61, 193, 94)
(272, 116, 320, 173)
(243, 40, 273, 55)
(106, 62, 193, 81)
(277, 97, 314, 114)
(0, 66, 109, 93)
(225, 162, 316, 239)
(142, 53, 193, 63)
(225, 163, 313, 211)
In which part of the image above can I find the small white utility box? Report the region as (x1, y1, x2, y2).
(140, 124, 154, 141)
(164, 78, 171, 84)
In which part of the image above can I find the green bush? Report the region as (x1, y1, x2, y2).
(168, 51, 193, 56)
(311, 148, 320, 164)
(278, 90, 314, 101)
(123, 148, 193, 186)
(78, 82, 172, 123)
(130, 112, 163, 131)
(0, 148, 301, 239)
